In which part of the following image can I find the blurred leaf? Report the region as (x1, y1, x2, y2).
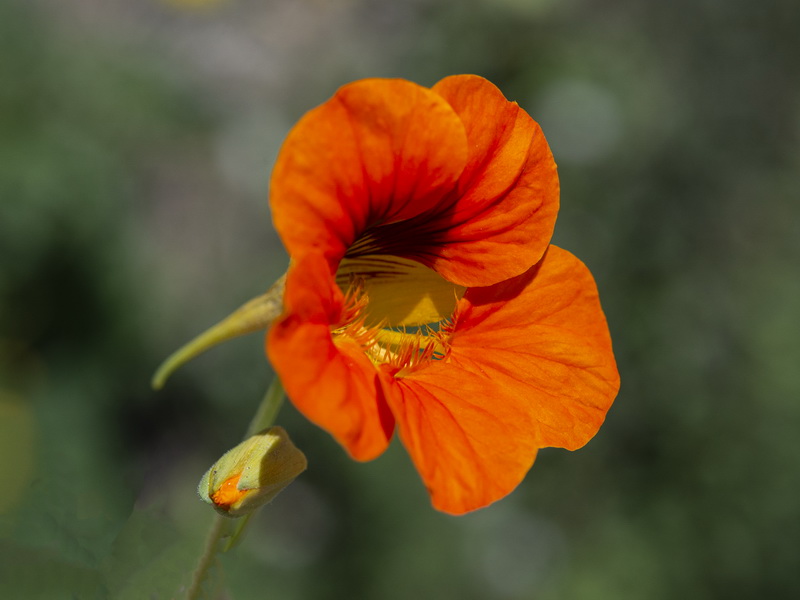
(104, 507, 207, 600)
(0, 392, 36, 515)
(0, 542, 106, 600)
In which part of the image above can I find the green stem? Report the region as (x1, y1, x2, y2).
(184, 515, 230, 600)
(183, 377, 287, 598)
(245, 377, 285, 438)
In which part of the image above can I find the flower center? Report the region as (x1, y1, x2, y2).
(332, 256, 461, 376)
(335, 254, 465, 327)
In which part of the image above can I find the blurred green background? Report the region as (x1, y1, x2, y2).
(1, 0, 799, 598)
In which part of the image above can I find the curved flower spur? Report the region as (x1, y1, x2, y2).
(155, 75, 619, 516)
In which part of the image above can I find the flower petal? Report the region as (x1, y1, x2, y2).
(385, 377, 540, 514)
(267, 254, 395, 461)
(429, 75, 560, 287)
(385, 245, 619, 514)
(270, 76, 561, 290)
(270, 79, 468, 267)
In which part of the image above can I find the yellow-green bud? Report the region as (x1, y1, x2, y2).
(198, 426, 307, 517)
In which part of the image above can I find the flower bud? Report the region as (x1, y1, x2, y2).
(198, 426, 307, 517)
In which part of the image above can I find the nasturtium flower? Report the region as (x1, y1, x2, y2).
(267, 75, 619, 515)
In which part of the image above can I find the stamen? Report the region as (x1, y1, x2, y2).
(332, 282, 454, 375)
(375, 325, 451, 376)
(331, 284, 383, 352)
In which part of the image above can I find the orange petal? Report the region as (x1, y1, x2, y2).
(385, 378, 540, 514)
(270, 76, 560, 290)
(430, 75, 560, 287)
(270, 79, 468, 267)
(386, 245, 619, 514)
(267, 254, 394, 461)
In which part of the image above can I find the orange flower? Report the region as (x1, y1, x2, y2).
(267, 75, 619, 514)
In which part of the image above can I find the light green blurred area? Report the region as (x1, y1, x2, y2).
(1, 0, 799, 598)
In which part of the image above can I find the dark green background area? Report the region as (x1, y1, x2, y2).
(2, 0, 798, 598)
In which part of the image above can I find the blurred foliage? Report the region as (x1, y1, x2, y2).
(1, 0, 799, 598)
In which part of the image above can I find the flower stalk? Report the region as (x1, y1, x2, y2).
(152, 274, 285, 390)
